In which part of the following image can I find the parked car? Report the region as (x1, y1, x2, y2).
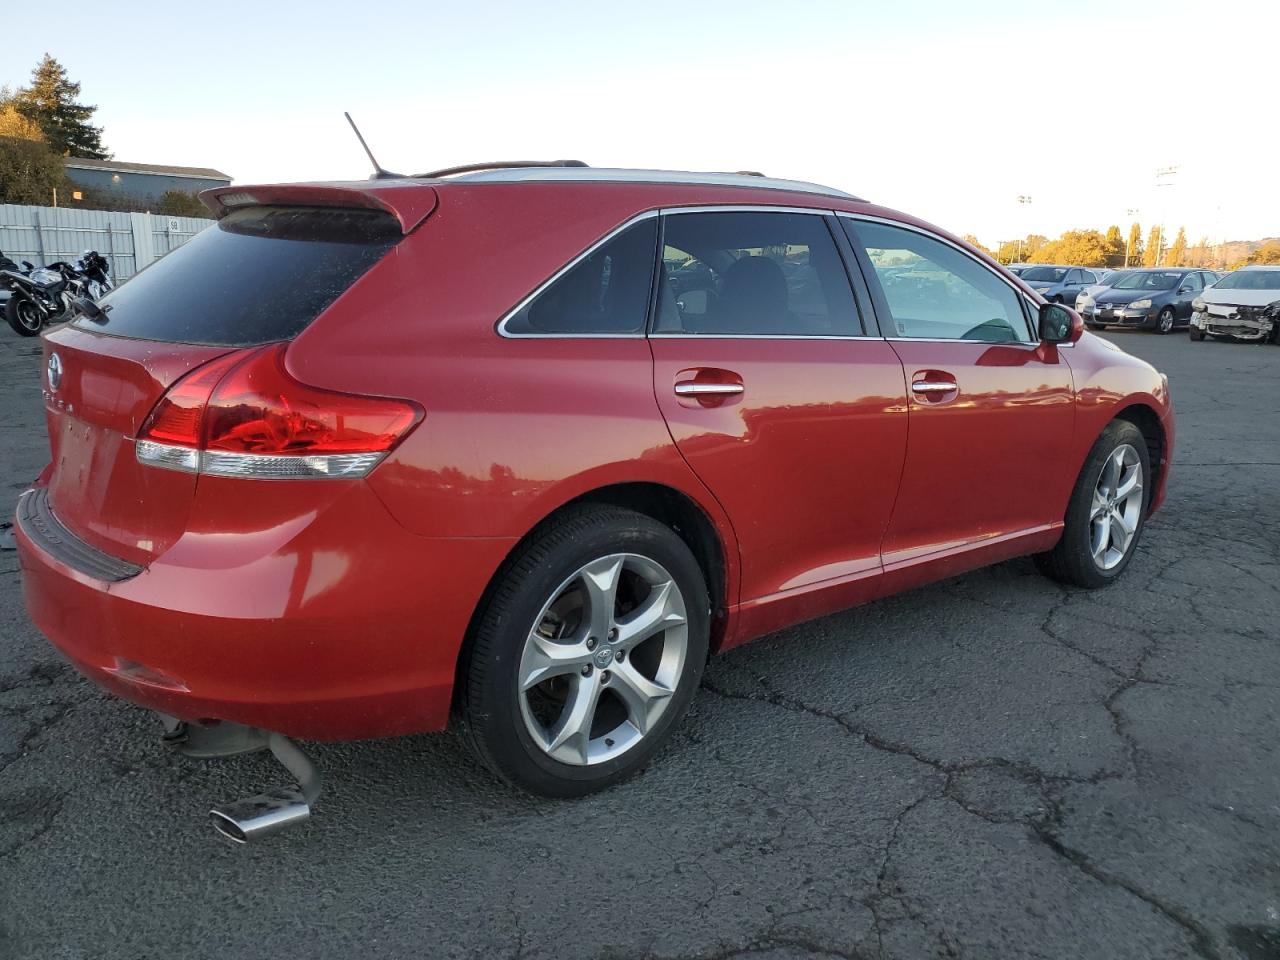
(1084, 267, 1217, 333)
(1076, 269, 1130, 323)
(1019, 264, 1101, 305)
(13, 165, 1174, 841)
(1006, 263, 1030, 276)
(1190, 265, 1280, 342)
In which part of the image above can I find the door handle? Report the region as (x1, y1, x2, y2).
(674, 382, 744, 397)
(910, 380, 957, 394)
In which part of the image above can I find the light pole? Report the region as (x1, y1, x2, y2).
(1015, 195, 1032, 263)
(1154, 166, 1178, 266)
(1124, 208, 1139, 268)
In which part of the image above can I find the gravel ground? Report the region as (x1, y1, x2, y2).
(1, 327, 1277, 960)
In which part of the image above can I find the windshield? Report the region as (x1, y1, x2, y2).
(74, 206, 401, 346)
(1112, 271, 1180, 291)
(1214, 270, 1280, 291)
(1021, 267, 1067, 282)
(1097, 271, 1122, 285)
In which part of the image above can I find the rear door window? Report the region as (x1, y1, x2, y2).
(501, 218, 659, 335)
(653, 211, 861, 336)
(76, 206, 401, 346)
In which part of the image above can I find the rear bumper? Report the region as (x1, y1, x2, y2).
(15, 481, 514, 741)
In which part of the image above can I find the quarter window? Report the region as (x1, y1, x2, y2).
(653, 211, 860, 336)
(502, 218, 658, 335)
(845, 220, 1031, 343)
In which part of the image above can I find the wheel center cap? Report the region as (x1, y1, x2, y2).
(593, 648, 614, 669)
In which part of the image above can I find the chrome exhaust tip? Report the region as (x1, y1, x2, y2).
(210, 788, 311, 843)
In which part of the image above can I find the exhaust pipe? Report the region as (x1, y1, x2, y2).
(208, 732, 322, 843)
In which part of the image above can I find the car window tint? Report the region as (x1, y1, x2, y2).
(1182, 273, 1202, 291)
(653, 211, 859, 336)
(74, 206, 401, 346)
(845, 220, 1031, 343)
(503, 218, 658, 335)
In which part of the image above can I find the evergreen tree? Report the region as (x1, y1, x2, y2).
(1104, 225, 1123, 264)
(11, 54, 108, 158)
(1126, 223, 1143, 267)
(1143, 226, 1162, 267)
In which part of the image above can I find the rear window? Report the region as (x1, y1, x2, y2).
(75, 206, 400, 346)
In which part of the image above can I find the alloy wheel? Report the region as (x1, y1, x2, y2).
(517, 553, 688, 766)
(1158, 309, 1174, 334)
(1089, 443, 1143, 570)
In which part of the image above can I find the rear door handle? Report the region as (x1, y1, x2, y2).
(674, 382, 744, 397)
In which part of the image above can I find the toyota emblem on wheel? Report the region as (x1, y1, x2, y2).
(47, 353, 62, 392)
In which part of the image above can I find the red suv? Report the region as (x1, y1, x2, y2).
(15, 166, 1172, 830)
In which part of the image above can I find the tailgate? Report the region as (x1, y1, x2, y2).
(41, 325, 233, 566)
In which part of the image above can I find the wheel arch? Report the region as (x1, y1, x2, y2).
(1113, 402, 1166, 493)
(450, 481, 738, 719)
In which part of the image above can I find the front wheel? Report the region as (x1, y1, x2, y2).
(1156, 307, 1175, 334)
(457, 505, 710, 797)
(1036, 420, 1151, 588)
(1189, 326, 1205, 341)
(5, 294, 43, 337)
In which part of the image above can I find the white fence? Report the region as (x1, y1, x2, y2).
(0, 204, 213, 281)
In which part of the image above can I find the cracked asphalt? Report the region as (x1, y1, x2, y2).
(1, 328, 1278, 960)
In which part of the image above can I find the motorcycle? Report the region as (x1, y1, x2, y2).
(77, 249, 113, 300)
(2, 255, 87, 337)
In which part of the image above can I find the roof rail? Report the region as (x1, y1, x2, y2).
(412, 159, 589, 179)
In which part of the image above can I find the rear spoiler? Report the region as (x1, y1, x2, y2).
(199, 182, 438, 235)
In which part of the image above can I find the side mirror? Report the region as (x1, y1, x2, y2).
(1039, 302, 1083, 343)
(1178, 286, 1192, 294)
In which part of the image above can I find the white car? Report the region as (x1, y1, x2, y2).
(1190, 266, 1280, 342)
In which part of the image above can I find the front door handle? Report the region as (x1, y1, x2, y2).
(910, 380, 957, 394)
(674, 382, 744, 397)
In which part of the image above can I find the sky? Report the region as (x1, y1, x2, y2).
(7, 0, 1276, 247)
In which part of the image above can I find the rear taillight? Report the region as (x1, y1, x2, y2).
(136, 344, 421, 479)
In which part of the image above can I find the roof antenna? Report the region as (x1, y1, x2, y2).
(344, 112, 405, 180)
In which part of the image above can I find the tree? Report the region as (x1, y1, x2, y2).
(1104, 225, 1124, 265)
(1166, 227, 1188, 266)
(156, 190, 208, 218)
(962, 234, 995, 257)
(1143, 226, 1162, 267)
(0, 89, 44, 141)
(1244, 240, 1280, 266)
(1032, 230, 1111, 267)
(0, 135, 68, 205)
(1126, 223, 1143, 267)
(9, 54, 108, 158)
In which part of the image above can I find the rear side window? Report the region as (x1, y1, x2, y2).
(75, 206, 400, 346)
(653, 211, 860, 336)
(502, 218, 659, 335)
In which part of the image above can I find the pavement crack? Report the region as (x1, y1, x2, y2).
(1029, 827, 1221, 960)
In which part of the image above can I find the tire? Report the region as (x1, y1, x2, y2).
(1086, 322, 1106, 331)
(1156, 307, 1175, 335)
(5, 294, 43, 337)
(457, 504, 710, 797)
(1189, 326, 1205, 341)
(1035, 420, 1151, 589)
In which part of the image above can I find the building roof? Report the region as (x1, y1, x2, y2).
(63, 157, 231, 181)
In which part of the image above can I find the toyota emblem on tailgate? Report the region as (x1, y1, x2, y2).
(47, 353, 63, 392)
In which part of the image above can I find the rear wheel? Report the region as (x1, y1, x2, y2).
(457, 505, 709, 797)
(5, 294, 43, 336)
(1036, 420, 1151, 588)
(1156, 307, 1175, 334)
